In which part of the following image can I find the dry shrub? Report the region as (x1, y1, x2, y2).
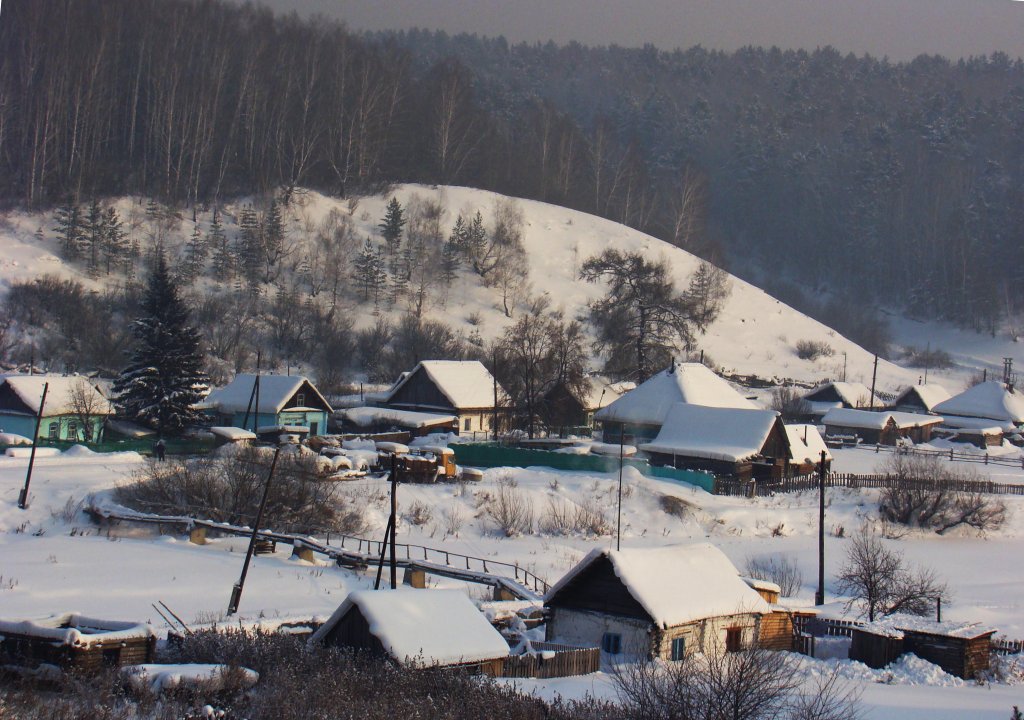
(795, 339, 835, 361)
(486, 473, 534, 537)
(744, 554, 803, 597)
(442, 504, 466, 536)
(659, 494, 694, 519)
(541, 497, 611, 536)
(404, 501, 433, 527)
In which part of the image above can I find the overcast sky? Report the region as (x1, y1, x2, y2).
(255, 0, 1023, 61)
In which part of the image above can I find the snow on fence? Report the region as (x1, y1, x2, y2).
(500, 642, 601, 679)
(851, 442, 1024, 469)
(714, 472, 1024, 497)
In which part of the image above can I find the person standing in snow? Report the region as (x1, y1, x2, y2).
(154, 438, 166, 461)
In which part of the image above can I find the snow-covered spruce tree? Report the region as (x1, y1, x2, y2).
(114, 251, 209, 435)
(379, 196, 406, 257)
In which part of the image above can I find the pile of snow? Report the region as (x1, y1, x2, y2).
(5, 446, 60, 458)
(0, 432, 32, 446)
(340, 406, 457, 428)
(62, 445, 96, 457)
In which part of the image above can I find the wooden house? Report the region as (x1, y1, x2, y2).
(595, 363, 757, 445)
(336, 406, 458, 437)
(849, 616, 996, 679)
(310, 589, 509, 675)
(205, 374, 332, 437)
(0, 375, 114, 443)
(783, 424, 832, 475)
(801, 382, 878, 420)
(384, 361, 507, 436)
(0, 613, 156, 671)
(932, 381, 1024, 427)
(541, 377, 630, 433)
(544, 543, 771, 660)
(892, 383, 951, 414)
(822, 408, 943, 445)
(949, 426, 1004, 449)
(639, 404, 790, 481)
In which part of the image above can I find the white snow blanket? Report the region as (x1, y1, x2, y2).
(5, 447, 61, 458)
(640, 404, 780, 463)
(545, 543, 770, 628)
(311, 589, 509, 667)
(595, 363, 756, 427)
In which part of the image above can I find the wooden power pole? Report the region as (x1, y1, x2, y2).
(18, 382, 49, 510)
(815, 450, 827, 606)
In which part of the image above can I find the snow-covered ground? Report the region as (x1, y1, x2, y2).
(2, 443, 1022, 717)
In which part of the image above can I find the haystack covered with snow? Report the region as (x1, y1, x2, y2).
(932, 381, 1024, 425)
(544, 543, 770, 659)
(594, 363, 757, 442)
(385, 360, 506, 435)
(310, 589, 509, 673)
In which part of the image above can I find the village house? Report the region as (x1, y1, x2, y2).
(0, 613, 156, 671)
(783, 424, 833, 475)
(821, 408, 943, 446)
(639, 404, 790, 481)
(801, 381, 879, 420)
(310, 589, 510, 675)
(544, 543, 773, 660)
(384, 360, 506, 436)
(0, 375, 114, 443)
(541, 376, 631, 433)
(595, 362, 757, 445)
(204, 374, 333, 436)
(891, 383, 951, 414)
(848, 615, 996, 680)
(931, 380, 1024, 428)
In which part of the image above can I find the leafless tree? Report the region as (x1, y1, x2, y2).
(68, 378, 106, 442)
(770, 387, 812, 421)
(744, 554, 803, 598)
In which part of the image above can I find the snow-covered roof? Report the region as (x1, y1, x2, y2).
(784, 424, 833, 464)
(208, 426, 257, 441)
(932, 381, 1024, 424)
(206, 374, 332, 415)
(594, 364, 757, 427)
(340, 406, 457, 429)
(937, 415, 1015, 433)
(893, 384, 952, 411)
(822, 408, 942, 430)
(639, 404, 782, 463)
(803, 382, 877, 408)
(741, 577, 782, 595)
(387, 360, 504, 410)
(858, 613, 997, 640)
(578, 376, 630, 410)
(0, 375, 115, 416)
(310, 589, 510, 667)
(0, 613, 154, 648)
(545, 543, 771, 628)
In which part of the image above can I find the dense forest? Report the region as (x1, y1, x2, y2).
(1, 0, 1023, 333)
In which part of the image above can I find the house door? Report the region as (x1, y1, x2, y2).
(309, 422, 318, 436)
(726, 627, 742, 652)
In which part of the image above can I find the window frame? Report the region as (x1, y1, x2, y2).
(670, 636, 686, 661)
(601, 632, 622, 655)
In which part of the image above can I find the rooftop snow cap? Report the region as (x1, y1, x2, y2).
(594, 363, 757, 427)
(932, 381, 1024, 424)
(639, 404, 782, 463)
(546, 542, 771, 628)
(0, 375, 115, 416)
(206, 374, 332, 415)
(386, 360, 505, 410)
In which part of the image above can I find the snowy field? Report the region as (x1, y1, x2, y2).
(2, 444, 1023, 718)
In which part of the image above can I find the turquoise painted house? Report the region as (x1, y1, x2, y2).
(0, 375, 115, 443)
(205, 374, 333, 436)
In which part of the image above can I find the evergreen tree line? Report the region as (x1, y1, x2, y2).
(3, 0, 1022, 333)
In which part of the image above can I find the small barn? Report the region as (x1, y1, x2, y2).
(310, 589, 510, 675)
(822, 408, 943, 445)
(892, 384, 951, 414)
(0, 375, 114, 443)
(595, 363, 757, 445)
(384, 361, 507, 436)
(848, 616, 996, 679)
(544, 543, 771, 660)
(932, 381, 1024, 427)
(205, 374, 333, 436)
(336, 406, 458, 437)
(801, 382, 878, 419)
(541, 377, 630, 433)
(0, 613, 156, 671)
(783, 424, 832, 475)
(639, 404, 790, 481)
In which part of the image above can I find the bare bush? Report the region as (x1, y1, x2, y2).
(115, 446, 346, 534)
(901, 346, 954, 370)
(614, 646, 861, 720)
(836, 530, 947, 621)
(795, 339, 835, 361)
(442, 504, 466, 536)
(541, 497, 612, 536)
(771, 386, 811, 421)
(486, 474, 534, 537)
(744, 554, 803, 597)
(659, 494, 694, 519)
(403, 501, 433, 527)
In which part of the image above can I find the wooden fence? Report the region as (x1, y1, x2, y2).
(501, 642, 601, 679)
(714, 472, 1024, 497)
(850, 442, 1024, 469)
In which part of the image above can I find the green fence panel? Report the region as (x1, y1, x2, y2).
(451, 443, 714, 492)
(0, 437, 217, 457)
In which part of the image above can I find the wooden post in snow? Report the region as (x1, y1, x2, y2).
(18, 382, 49, 510)
(227, 445, 281, 615)
(815, 450, 826, 606)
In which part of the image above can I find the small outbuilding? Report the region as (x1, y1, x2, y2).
(0, 613, 156, 671)
(801, 382, 878, 419)
(783, 424, 832, 475)
(932, 381, 1024, 427)
(541, 376, 631, 432)
(544, 543, 771, 660)
(821, 408, 943, 445)
(848, 615, 996, 680)
(310, 589, 510, 675)
(891, 384, 951, 414)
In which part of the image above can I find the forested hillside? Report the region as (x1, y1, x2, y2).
(2, 0, 1022, 334)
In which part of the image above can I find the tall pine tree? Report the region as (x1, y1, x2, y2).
(114, 252, 209, 434)
(379, 197, 405, 257)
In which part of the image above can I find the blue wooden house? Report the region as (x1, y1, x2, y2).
(205, 374, 333, 436)
(0, 375, 114, 443)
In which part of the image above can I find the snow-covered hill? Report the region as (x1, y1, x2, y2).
(1, 185, 1017, 396)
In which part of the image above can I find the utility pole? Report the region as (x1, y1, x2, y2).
(869, 354, 879, 410)
(616, 422, 625, 551)
(492, 349, 499, 441)
(374, 455, 399, 590)
(18, 382, 49, 510)
(815, 450, 827, 606)
(227, 445, 281, 615)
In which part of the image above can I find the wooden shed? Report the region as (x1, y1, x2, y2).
(849, 616, 996, 679)
(822, 408, 943, 446)
(0, 613, 156, 671)
(310, 589, 510, 676)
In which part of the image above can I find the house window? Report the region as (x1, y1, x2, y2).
(102, 647, 121, 666)
(295, 392, 306, 407)
(601, 632, 622, 655)
(725, 627, 742, 653)
(671, 637, 686, 661)
(464, 417, 472, 431)
(48, 422, 59, 440)
(67, 421, 78, 440)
